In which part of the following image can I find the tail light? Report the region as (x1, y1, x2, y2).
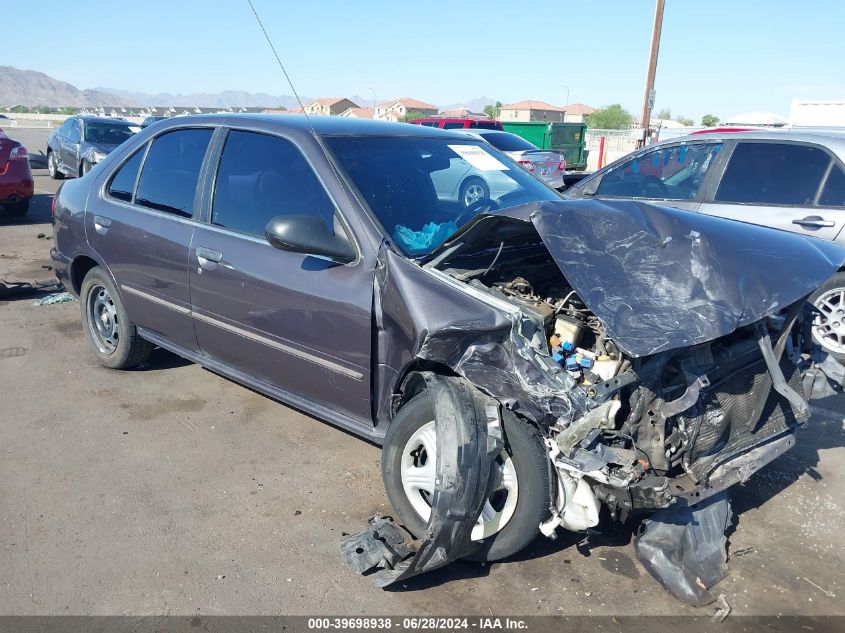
(558, 159, 566, 171)
(518, 160, 535, 172)
(52, 185, 62, 219)
(9, 145, 29, 160)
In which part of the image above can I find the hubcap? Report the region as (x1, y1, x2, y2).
(87, 284, 119, 354)
(463, 184, 485, 207)
(49, 154, 56, 176)
(812, 287, 845, 354)
(400, 421, 518, 541)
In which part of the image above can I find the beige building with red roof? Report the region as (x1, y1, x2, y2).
(376, 97, 438, 121)
(339, 107, 375, 119)
(500, 100, 568, 122)
(304, 97, 360, 116)
(561, 103, 596, 123)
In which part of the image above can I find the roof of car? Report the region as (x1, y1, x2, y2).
(167, 113, 475, 139)
(76, 115, 133, 125)
(658, 127, 845, 149)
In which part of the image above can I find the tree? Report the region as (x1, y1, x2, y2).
(701, 113, 720, 127)
(483, 101, 503, 119)
(587, 104, 632, 130)
(677, 116, 694, 126)
(656, 108, 672, 120)
(401, 110, 427, 122)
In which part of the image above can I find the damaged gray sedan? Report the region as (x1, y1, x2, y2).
(52, 116, 845, 604)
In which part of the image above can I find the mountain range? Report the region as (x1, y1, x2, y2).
(1, 65, 494, 113)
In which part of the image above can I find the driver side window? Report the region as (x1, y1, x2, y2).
(597, 143, 721, 200)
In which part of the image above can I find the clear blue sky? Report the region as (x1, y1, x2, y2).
(4, 0, 844, 120)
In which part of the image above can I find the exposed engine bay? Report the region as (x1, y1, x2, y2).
(344, 200, 843, 606)
(443, 239, 811, 530)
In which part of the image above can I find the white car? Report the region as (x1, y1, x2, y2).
(454, 129, 567, 190)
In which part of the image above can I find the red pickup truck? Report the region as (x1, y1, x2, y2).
(408, 116, 504, 131)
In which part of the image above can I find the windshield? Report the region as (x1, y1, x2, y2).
(326, 136, 560, 257)
(84, 122, 136, 145)
(480, 132, 538, 152)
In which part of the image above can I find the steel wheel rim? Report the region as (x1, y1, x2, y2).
(87, 284, 119, 354)
(48, 153, 56, 176)
(463, 183, 485, 206)
(400, 420, 519, 541)
(812, 287, 845, 354)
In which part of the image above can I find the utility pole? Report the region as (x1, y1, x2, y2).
(640, 0, 665, 146)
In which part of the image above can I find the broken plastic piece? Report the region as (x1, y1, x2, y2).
(33, 292, 75, 306)
(342, 375, 502, 587)
(633, 491, 732, 607)
(340, 513, 416, 574)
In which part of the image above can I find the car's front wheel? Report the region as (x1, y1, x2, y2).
(811, 272, 845, 361)
(80, 159, 92, 176)
(459, 177, 490, 208)
(80, 266, 152, 369)
(381, 387, 551, 561)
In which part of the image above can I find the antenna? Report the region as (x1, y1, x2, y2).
(246, 0, 314, 127)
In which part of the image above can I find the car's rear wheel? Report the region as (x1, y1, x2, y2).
(80, 267, 152, 369)
(382, 387, 550, 562)
(459, 177, 490, 208)
(48, 151, 64, 180)
(811, 271, 845, 361)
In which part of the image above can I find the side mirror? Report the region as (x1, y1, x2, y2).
(265, 214, 356, 264)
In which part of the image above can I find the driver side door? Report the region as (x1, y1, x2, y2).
(188, 128, 374, 426)
(594, 141, 723, 212)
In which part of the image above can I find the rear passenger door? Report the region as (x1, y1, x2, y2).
(85, 127, 214, 353)
(699, 141, 845, 241)
(188, 128, 373, 424)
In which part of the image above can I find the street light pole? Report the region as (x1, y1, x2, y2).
(561, 84, 570, 122)
(640, 0, 665, 145)
(369, 88, 376, 114)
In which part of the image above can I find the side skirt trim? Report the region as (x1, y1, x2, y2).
(136, 326, 385, 444)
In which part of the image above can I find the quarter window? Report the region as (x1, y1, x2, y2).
(597, 143, 721, 200)
(135, 128, 213, 217)
(819, 164, 845, 207)
(211, 130, 336, 238)
(107, 146, 145, 202)
(715, 142, 831, 205)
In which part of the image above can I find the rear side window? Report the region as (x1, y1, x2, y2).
(715, 142, 831, 205)
(211, 130, 336, 238)
(135, 128, 213, 217)
(107, 146, 145, 202)
(819, 164, 845, 207)
(597, 143, 722, 200)
(442, 122, 465, 129)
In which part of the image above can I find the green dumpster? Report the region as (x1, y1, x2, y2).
(501, 121, 587, 170)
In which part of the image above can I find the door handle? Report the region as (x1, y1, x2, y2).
(793, 216, 834, 229)
(93, 215, 112, 235)
(196, 247, 223, 269)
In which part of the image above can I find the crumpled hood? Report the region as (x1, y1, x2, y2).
(440, 199, 845, 357)
(85, 142, 119, 155)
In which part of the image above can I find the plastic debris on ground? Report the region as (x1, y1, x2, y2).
(33, 292, 76, 306)
(633, 491, 733, 607)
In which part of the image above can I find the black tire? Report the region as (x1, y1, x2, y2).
(809, 271, 845, 362)
(4, 199, 30, 217)
(80, 159, 91, 176)
(80, 266, 153, 369)
(48, 150, 64, 180)
(382, 387, 551, 562)
(459, 177, 490, 208)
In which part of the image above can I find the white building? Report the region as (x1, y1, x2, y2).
(790, 100, 845, 127)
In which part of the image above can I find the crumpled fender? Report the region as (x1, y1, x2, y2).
(341, 374, 503, 587)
